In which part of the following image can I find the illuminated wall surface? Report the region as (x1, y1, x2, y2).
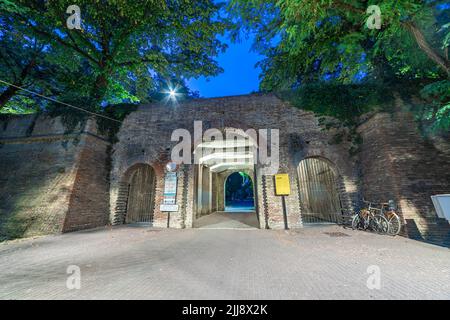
(1, 94, 449, 246)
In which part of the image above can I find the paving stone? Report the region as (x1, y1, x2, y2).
(0, 225, 448, 300)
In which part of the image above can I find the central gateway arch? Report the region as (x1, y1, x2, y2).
(109, 94, 358, 229)
(192, 128, 260, 228)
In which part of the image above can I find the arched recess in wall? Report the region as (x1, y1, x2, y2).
(115, 163, 156, 224)
(297, 157, 343, 224)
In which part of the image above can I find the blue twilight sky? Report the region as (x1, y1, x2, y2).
(187, 34, 263, 98)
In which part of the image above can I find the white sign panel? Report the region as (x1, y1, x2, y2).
(160, 204, 179, 212)
(163, 172, 177, 205)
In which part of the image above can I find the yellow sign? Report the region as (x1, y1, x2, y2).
(274, 174, 290, 196)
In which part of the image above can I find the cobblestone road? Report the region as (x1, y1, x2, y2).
(0, 225, 449, 299)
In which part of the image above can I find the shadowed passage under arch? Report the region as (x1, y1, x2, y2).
(225, 172, 255, 212)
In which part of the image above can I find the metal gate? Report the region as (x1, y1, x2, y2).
(125, 165, 156, 223)
(297, 158, 343, 224)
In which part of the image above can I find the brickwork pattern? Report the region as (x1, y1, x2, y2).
(111, 94, 358, 231)
(358, 99, 450, 246)
(1, 93, 449, 246)
(63, 133, 111, 232)
(0, 116, 110, 240)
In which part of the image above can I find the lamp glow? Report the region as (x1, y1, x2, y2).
(162, 83, 182, 104)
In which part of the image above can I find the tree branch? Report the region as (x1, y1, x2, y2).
(117, 57, 164, 67)
(403, 21, 450, 76)
(331, 1, 449, 76)
(13, 12, 100, 66)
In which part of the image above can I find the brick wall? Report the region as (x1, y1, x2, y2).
(2, 93, 448, 246)
(0, 115, 110, 240)
(111, 94, 358, 230)
(358, 97, 450, 246)
(63, 130, 111, 232)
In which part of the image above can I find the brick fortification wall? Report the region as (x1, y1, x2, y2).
(110, 94, 359, 230)
(0, 115, 110, 240)
(63, 123, 111, 232)
(358, 97, 450, 246)
(1, 93, 449, 247)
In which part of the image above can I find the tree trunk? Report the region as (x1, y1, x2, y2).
(90, 73, 108, 106)
(0, 59, 36, 109)
(403, 21, 450, 76)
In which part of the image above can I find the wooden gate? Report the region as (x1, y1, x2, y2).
(297, 158, 343, 224)
(125, 165, 156, 223)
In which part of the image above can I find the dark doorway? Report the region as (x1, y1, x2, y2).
(125, 165, 156, 223)
(225, 172, 255, 212)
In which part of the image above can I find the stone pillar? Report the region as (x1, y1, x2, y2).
(182, 164, 195, 228)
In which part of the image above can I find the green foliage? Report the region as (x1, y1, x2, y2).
(278, 82, 395, 125)
(0, 0, 27, 13)
(230, 0, 449, 90)
(0, 96, 38, 114)
(97, 103, 139, 142)
(0, 15, 58, 112)
(417, 80, 450, 133)
(280, 80, 450, 142)
(2, 0, 228, 107)
(442, 23, 450, 49)
(230, 0, 450, 134)
(278, 81, 420, 156)
(0, 0, 229, 140)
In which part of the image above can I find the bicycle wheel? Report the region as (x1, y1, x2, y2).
(371, 215, 390, 234)
(351, 214, 363, 230)
(387, 212, 401, 236)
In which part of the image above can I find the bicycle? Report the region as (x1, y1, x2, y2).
(352, 200, 390, 234)
(375, 200, 402, 236)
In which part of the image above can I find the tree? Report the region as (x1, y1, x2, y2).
(0, 13, 101, 114)
(0, 14, 46, 111)
(230, 0, 449, 90)
(230, 0, 450, 133)
(1, 0, 228, 111)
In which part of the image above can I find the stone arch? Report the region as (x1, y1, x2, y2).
(113, 163, 156, 225)
(296, 156, 344, 224)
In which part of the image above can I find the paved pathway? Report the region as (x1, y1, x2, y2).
(0, 225, 449, 299)
(194, 211, 259, 229)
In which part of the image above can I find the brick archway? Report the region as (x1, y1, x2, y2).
(113, 163, 156, 225)
(110, 94, 360, 230)
(296, 157, 344, 224)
